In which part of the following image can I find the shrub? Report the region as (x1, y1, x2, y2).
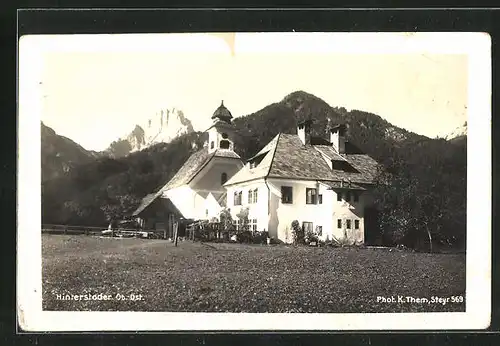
(252, 230, 269, 244)
(291, 220, 304, 244)
(237, 230, 253, 243)
(305, 229, 318, 245)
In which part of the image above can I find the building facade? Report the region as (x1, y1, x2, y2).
(132, 101, 244, 237)
(224, 120, 380, 244)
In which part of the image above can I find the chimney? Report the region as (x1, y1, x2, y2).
(297, 119, 313, 145)
(329, 123, 346, 154)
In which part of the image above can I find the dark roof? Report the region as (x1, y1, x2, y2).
(314, 145, 348, 162)
(225, 133, 380, 186)
(159, 147, 240, 191)
(211, 100, 233, 122)
(132, 191, 186, 218)
(132, 193, 159, 216)
(213, 191, 227, 207)
(319, 180, 367, 191)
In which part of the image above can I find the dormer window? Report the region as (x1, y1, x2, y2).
(210, 141, 215, 149)
(221, 133, 228, 139)
(331, 159, 359, 173)
(248, 153, 265, 169)
(221, 172, 227, 185)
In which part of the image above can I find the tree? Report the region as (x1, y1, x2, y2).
(219, 208, 234, 231)
(291, 220, 304, 245)
(236, 207, 250, 232)
(372, 153, 462, 252)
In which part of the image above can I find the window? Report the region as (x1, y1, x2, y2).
(253, 189, 258, 204)
(221, 132, 228, 139)
(234, 191, 242, 206)
(302, 222, 314, 234)
(210, 141, 214, 149)
(221, 172, 228, 185)
(345, 191, 351, 202)
(306, 188, 317, 204)
(281, 186, 293, 204)
(337, 219, 342, 228)
(346, 219, 352, 229)
(205, 209, 208, 217)
(353, 192, 359, 202)
(318, 194, 323, 204)
(250, 219, 258, 232)
(316, 225, 323, 236)
(248, 190, 253, 204)
(354, 220, 360, 230)
(220, 139, 230, 149)
(337, 192, 342, 201)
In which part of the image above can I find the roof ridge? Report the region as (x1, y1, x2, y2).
(186, 149, 217, 185)
(265, 132, 281, 180)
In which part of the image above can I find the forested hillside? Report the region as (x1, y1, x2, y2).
(41, 91, 466, 251)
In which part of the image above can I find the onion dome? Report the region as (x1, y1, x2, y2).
(211, 100, 233, 123)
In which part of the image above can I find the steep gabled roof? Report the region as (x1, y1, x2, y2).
(314, 145, 348, 162)
(132, 193, 159, 216)
(224, 134, 280, 186)
(133, 147, 240, 216)
(162, 148, 214, 190)
(216, 192, 227, 207)
(225, 133, 379, 186)
(160, 147, 240, 191)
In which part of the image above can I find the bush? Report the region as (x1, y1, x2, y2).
(305, 229, 319, 245)
(291, 220, 304, 244)
(237, 230, 253, 243)
(252, 231, 269, 244)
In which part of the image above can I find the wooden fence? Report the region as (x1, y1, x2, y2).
(41, 224, 166, 238)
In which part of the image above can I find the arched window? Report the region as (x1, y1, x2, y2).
(221, 172, 228, 185)
(210, 141, 214, 149)
(220, 139, 230, 149)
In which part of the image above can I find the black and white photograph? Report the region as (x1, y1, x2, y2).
(17, 32, 491, 331)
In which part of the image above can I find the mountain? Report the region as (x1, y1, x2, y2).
(445, 121, 467, 141)
(41, 122, 100, 182)
(232, 90, 427, 166)
(41, 90, 466, 250)
(104, 108, 194, 158)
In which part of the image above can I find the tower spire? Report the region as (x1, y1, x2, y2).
(211, 100, 233, 123)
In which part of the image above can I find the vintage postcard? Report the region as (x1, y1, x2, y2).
(18, 32, 491, 331)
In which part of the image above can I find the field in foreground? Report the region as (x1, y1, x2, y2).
(42, 235, 466, 313)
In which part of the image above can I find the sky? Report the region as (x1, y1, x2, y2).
(23, 33, 471, 151)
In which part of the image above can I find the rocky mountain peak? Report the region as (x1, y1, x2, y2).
(106, 108, 195, 158)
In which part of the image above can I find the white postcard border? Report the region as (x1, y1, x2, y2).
(17, 32, 491, 331)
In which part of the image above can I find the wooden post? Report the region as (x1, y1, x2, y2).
(174, 222, 179, 247)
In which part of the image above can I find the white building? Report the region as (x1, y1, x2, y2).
(223, 119, 380, 244)
(132, 101, 244, 237)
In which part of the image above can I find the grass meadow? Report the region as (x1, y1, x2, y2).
(42, 234, 466, 313)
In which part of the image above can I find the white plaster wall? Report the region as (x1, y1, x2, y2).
(226, 180, 268, 233)
(331, 190, 368, 244)
(205, 193, 222, 220)
(267, 179, 333, 244)
(191, 157, 243, 192)
(208, 126, 235, 152)
(226, 177, 374, 244)
(163, 185, 197, 219)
